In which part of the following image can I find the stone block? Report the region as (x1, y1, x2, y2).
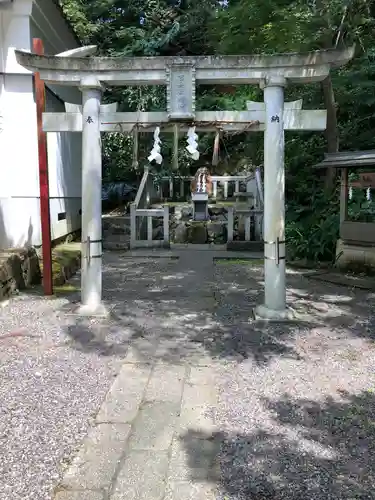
(164, 480, 217, 500)
(168, 436, 219, 482)
(61, 423, 131, 490)
(336, 239, 375, 270)
(154, 341, 214, 367)
(145, 364, 187, 403)
(0, 247, 42, 300)
(178, 384, 217, 435)
(51, 246, 81, 285)
(110, 450, 169, 500)
(172, 221, 188, 243)
(96, 364, 151, 424)
(19, 247, 41, 287)
(0, 253, 21, 298)
(227, 240, 263, 252)
(187, 223, 207, 244)
(188, 366, 216, 386)
(207, 221, 226, 244)
(123, 341, 158, 364)
(54, 491, 104, 500)
(128, 401, 180, 451)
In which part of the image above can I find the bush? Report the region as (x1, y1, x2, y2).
(286, 188, 340, 263)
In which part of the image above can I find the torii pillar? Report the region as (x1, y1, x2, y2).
(254, 76, 291, 320)
(77, 76, 107, 316)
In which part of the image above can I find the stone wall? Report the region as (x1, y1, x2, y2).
(0, 242, 82, 302)
(166, 203, 259, 244)
(169, 205, 227, 244)
(336, 239, 375, 271)
(0, 247, 41, 301)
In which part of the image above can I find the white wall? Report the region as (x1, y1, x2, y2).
(0, 0, 82, 249)
(0, 72, 40, 247)
(45, 88, 82, 241)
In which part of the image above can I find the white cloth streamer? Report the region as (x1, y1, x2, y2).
(148, 126, 163, 164)
(186, 126, 200, 161)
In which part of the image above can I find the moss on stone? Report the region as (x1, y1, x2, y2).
(187, 222, 208, 244)
(0, 241, 81, 302)
(53, 283, 80, 295)
(39, 243, 81, 286)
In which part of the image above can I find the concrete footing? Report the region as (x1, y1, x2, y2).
(73, 303, 111, 318)
(252, 304, 296, 321)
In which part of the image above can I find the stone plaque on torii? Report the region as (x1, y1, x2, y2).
(15, 47, 354, 319)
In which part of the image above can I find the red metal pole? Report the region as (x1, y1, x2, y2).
(33, 38, 53, 295)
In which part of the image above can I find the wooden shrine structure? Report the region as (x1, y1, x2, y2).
(316, 150, 375, 268)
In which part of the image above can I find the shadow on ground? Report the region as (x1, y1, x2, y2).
(180, 389, 375, 499)
(59, 254, 375, 499)
(62, 255, 375, 366)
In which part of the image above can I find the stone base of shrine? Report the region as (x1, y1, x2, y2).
(336, 239, 375, 270)
(252, 304, 296, 322)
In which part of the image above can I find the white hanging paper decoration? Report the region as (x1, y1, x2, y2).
(186, 126, 200, 161)
(196, 172, 206, 192)
(366, 187, 371, 201)
(349, 186, 353, 200)
(201, 175, 206, 192)
(148, 126, 163, 164)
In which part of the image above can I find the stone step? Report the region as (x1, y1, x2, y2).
(103, 242, 130, 251)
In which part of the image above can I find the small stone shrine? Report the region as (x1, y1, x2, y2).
(190, 167, 212, 221)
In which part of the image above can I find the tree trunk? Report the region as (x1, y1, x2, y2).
(321, 74, 339, 191)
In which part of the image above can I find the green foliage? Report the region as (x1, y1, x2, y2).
(286, 189, 340, 263)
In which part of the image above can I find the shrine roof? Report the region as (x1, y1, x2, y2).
(314, 150, 375, 169)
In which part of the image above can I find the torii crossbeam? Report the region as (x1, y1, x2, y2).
(15, 47, 354, 320)
(42, 109, 327, 133)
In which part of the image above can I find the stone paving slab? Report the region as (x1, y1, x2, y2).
(145, 364, 187, 403)
(188, 366, 217, 386)
(164, 481, 217, 500)
(127, 401, 180, 451)
(96, 364, 152, 424)
(61, 423, 131, 491)
(179, 383, 218, 436)
(168, 436, 219, 482)
(110, 451, 170, 500)
(54, 492, 104, 500)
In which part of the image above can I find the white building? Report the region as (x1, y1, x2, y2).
(0, 0, 82, 249)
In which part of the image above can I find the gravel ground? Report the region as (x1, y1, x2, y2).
(0, 255, 172, 500)
(213, 261, 375, 500)
(1, 253, 375, 500)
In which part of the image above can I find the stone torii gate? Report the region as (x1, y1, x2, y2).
(15, 47, 354, 319)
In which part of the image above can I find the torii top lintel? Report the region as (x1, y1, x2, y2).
(15, 46, 355, 86)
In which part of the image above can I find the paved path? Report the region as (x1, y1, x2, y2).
(55, 250, 221, 500)
(1, 250, 375, 499)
